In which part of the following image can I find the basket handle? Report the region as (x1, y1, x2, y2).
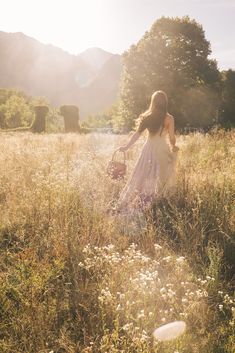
(112, 150, 126, 163)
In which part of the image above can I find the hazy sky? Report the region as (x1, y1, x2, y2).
(1, 0, 235, 69)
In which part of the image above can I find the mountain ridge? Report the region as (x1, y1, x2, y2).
(0, 31, 122, 117)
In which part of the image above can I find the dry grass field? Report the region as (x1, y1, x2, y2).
(0, 129, 234, 353)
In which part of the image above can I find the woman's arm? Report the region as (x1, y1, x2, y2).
(116, 131, 141, 152)
(168, 116, 179, 152)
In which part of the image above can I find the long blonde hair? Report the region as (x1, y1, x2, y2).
(136, 90, 168, 134)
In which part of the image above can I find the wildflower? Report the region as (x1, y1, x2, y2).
(196, 290, 202, 297)
(129, 243, 137, 250)
(182, 298, 188, 303)
(122, 323, 133, 331)
(98, 288, 113, 304)
(168, 289, 176, 296)
(180, 312, 188, 318)
(219, 304, 223, 311)
(166, 283, 173, 288)
(140, 330, 149, 342)
(154, 244, 162, 251)
(82, 244, 91, 254)
(176, 256, 185, 264)
(163, 256, 172, 263)
(116, 304, 122, 311)
(137, 310, 145, 319)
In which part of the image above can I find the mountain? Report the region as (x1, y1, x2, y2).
(79, 47, 114, 72)
(0, 31, 122, 117)
(79, 54, 122, 115)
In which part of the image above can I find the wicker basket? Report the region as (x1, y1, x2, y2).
(107, 150, 127, 180)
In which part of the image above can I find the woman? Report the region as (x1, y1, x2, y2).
(114, 90, 179, 214)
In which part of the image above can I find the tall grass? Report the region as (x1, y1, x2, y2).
(0, 129, 234, 352)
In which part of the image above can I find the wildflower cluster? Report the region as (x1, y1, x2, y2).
(78, 243, 211, 345)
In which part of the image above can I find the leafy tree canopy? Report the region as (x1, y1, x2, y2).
(118, 16, 220, 131)
(220, 69, 235, 127)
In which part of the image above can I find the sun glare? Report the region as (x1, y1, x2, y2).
(1, 0, 111, 54)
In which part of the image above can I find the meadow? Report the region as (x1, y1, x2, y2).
(0, 129, 234, 353)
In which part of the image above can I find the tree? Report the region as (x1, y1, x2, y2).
(0, 94, 32, 128)
(220, 70, 235, 127)
(118, 16, 220, 131)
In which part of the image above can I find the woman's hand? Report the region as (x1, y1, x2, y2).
(172, 145, 179, 152)
(116, 145, 128, 152)
(115, 131, 141, 153)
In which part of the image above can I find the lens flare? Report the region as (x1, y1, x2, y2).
(153, 321, 186, 341)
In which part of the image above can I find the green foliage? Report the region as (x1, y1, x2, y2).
(0, 88, 28, 105)
(0, 90, 32, 128)
(82, 112, 111, 128)
(82, 113, 110, 129)
(220, 70, 235, 127)
(180, 86, 220, 128)
(0, 88, 65, 132)
(83, 104, 119, 130)
(46, 108, 65, 133)
(117, 16, 220, 131)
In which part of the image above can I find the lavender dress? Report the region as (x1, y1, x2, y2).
(116, 127, 178, 213)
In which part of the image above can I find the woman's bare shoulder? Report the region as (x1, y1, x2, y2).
(164, 113, 174, 126)
(166, 113, 174, 120)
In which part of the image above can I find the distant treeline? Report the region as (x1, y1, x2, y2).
(0, 90, 90, 133)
